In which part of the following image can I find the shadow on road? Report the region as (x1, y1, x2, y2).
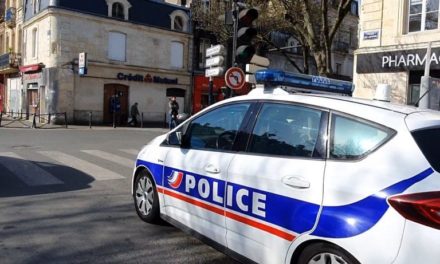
(0, 156, 94, 198)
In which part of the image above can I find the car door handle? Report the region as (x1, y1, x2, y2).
(204, 164, 220, 174)
(282, 176, 310, 189)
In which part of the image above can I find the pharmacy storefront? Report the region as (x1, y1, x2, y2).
(354, 46, 440, 106)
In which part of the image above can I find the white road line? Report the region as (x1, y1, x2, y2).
(119, 149, 139, 155)
(0, 152, 63, 186)
(38, 151, 125, 181)
(81, 150, 134, 168)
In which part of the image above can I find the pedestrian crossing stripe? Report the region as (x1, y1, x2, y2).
(38, 151, 126, 181)
(81, 150, 134, 168)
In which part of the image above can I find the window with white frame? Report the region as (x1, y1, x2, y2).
(105, 0, 131, 20)
(408, 0, 440, 32)
(33, 0, 40, 14)
(171, 41, 184, 68)
(170, 10, 189, 32)
(108, 31, 126, 61)
(32, 28, 37, 58)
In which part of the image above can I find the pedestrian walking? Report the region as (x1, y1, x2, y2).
(168, 97, 179, 129)
(128, 102, 140, 127)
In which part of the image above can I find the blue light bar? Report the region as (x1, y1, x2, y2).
(254, 69, 354, 96)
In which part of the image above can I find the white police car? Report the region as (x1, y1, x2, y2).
(132, 70, 440, 264)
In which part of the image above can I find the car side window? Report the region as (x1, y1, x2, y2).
(248, 103, 324, 158)
(187, 103, 251, 151)
(330, 114, 394, 160)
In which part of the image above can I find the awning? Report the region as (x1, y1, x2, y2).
(19, 64, 43, 73)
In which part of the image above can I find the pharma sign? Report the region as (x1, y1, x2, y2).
(356, 47, 440, 73)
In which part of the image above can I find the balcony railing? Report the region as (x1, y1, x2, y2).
(0, 52, 22, 69)
(5, 7, 16, 28)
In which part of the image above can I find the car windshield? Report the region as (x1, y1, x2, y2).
(412, 127, 440, 172)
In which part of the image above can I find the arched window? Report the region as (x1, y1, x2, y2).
(170, 10, 189, 32)
(106, 0, 131, 20)
(112, 2, 124, 19)
(173, 16, 184, 31)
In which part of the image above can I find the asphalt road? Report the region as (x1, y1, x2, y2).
(0, 126, 238, 264)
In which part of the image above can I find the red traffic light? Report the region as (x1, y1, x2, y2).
(238, 8, 258, 26)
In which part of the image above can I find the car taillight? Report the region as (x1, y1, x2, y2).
(388, 191, 440, 230)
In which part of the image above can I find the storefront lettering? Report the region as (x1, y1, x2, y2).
(117, 72, 178, 84)
(382, 52, 440, 68)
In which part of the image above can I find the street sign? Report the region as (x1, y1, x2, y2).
(245, 64, 266, 73)
(79, 52, 88, 76)
(206, 45, 225, 57)
(250, 54, 270, 67)
(225, 67, 246, 90)
(205, 56, 225, 68)
(245, 74, 256, 84)
(205, 67, 225, 78)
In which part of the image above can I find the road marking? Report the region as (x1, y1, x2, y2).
(81, 150, 134, 168)
(119, 149, 139, 155)
(38, 151, 125, 181)
(0, 152, 63, 186)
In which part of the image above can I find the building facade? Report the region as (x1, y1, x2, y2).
(18, 0, 191, 124)
(0, 0, 22, 114)
(354, 0, 440, 106)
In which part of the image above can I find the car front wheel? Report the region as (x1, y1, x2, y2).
(133, 170, 160, 223)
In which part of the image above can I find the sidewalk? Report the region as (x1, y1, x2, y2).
(0, 114, 169, 132)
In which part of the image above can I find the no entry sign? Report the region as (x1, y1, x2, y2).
(225, 67, 246, 90)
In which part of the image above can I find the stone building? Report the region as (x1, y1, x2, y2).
(0, 0, 22, 114)
(354, 0, 440, 106)
(19, 0, 191, 124)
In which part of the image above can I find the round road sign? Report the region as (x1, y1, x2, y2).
(225, 67, 246, 90)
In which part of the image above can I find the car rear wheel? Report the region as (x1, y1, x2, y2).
(297, 242, 359, 264)
(134, 170, 160, 223)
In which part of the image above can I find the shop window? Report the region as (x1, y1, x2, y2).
(112, 3, 124, 19)
(408, 84, 421, 105)
(108, 31, 126, 61)
(171, 41, 184, 68)
(408, 0, 439, 32)
(170, 10, 189, 32)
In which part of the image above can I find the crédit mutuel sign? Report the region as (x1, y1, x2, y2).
(356, 48, 440, 74)
(117, 72, 178, 84)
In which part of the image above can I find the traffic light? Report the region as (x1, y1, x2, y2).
(235, 8, 258, 64)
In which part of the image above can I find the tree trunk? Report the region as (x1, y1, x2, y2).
(313, 50, 329, 77)
(302, 47, 310, 74)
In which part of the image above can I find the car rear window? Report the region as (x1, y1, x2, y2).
(412, 128, 440, 172)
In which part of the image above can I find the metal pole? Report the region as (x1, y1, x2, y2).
(0, 112, 2, 127)
(89, 111, 92, 129)
(419, 42, 432, 109)
(48, 113, 51, 124)
(141, 112, 144, 128)
(32, 113, 37, 129)
(232, 0, 239, 67)
(208, 76, 214, 105)
(64, 112, 68, 128)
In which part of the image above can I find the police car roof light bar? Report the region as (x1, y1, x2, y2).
(254, 69, 354, 96)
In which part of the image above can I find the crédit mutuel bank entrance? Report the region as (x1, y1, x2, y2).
(355, 46, 440, 109)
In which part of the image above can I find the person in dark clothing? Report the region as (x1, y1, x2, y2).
(168, 97, 179, 129)
(128, 102, 140, 126)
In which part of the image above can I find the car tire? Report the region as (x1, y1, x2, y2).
(296, 242, 360, 264)
(133, 169, 160, 224)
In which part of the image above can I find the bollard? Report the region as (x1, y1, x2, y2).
(64, 112, 68, 128)
(113, 111, 116, 128)
(48, 113, 51, 124)
(89, 111, 92, 129)
(20, 111, 23, 119)
(0, 112, 2, 127)
(141, 112, 144, 128)
(32, 114, 37, 129)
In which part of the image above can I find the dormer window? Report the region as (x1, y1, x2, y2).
(170, 10, 189, 32)
(106, 0, 131, 20)
(112, 2, 124, 19)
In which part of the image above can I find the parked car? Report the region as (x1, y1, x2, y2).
(132, 70, 440, 264)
